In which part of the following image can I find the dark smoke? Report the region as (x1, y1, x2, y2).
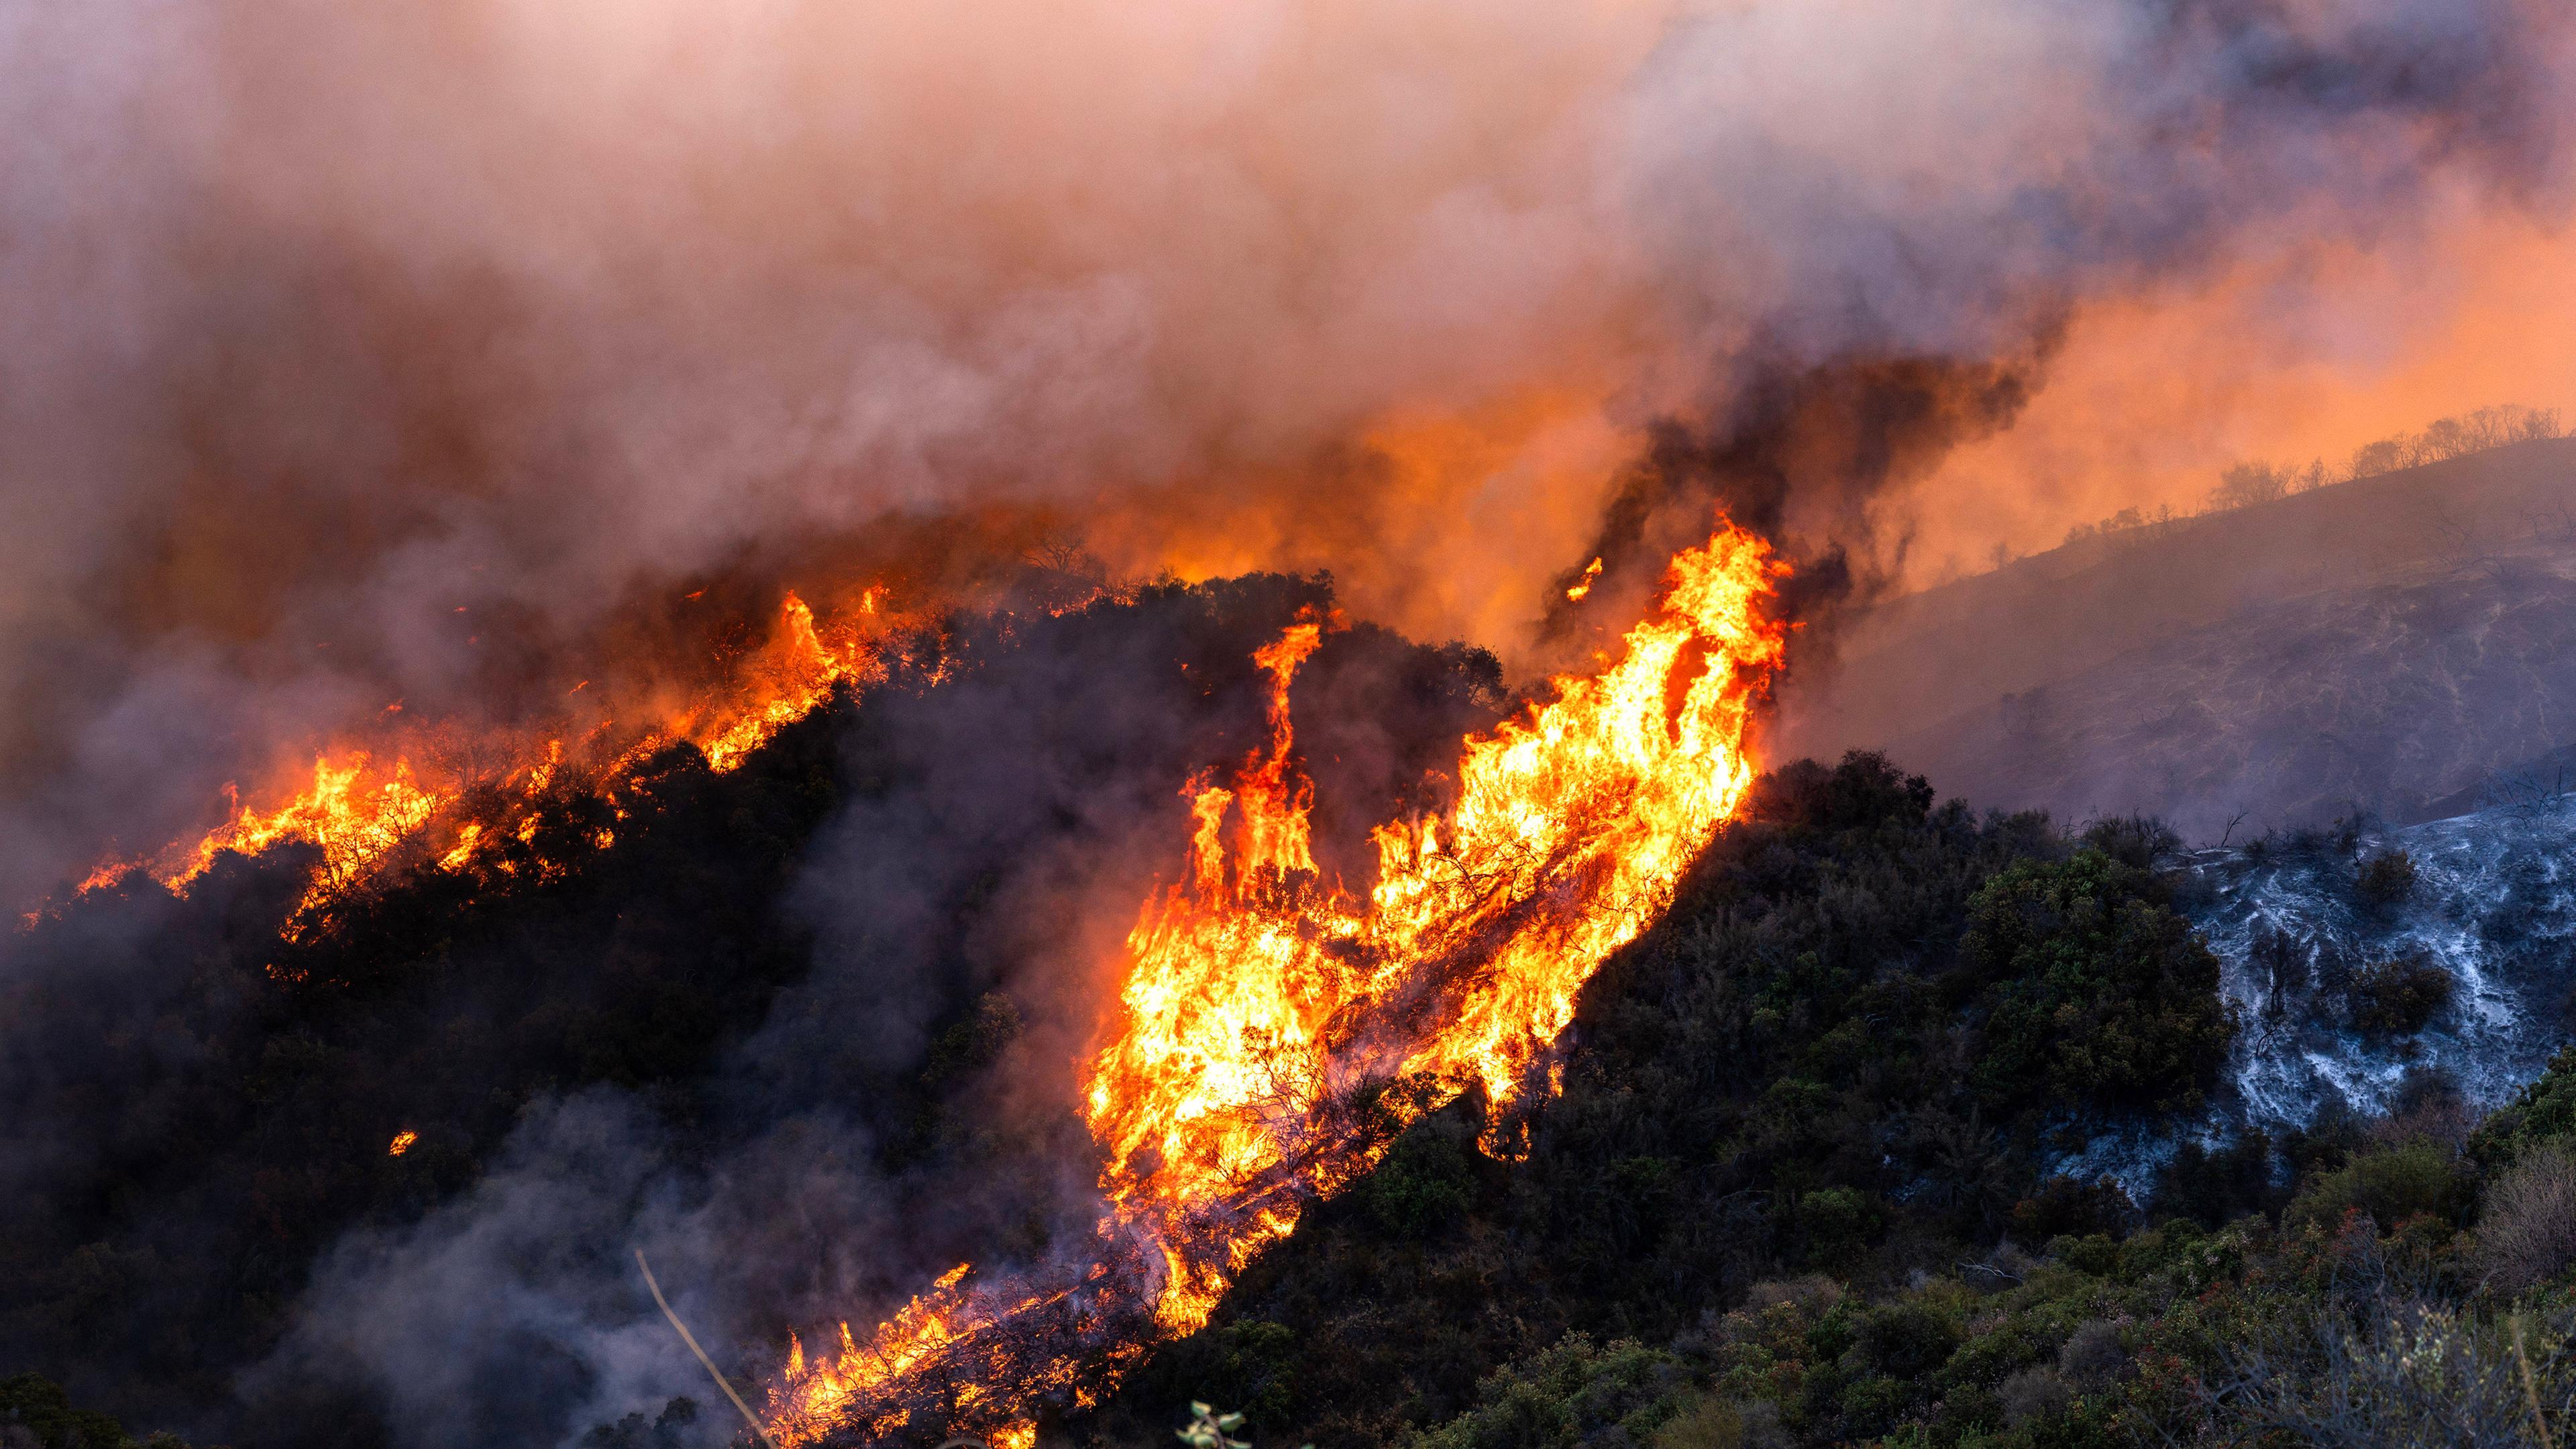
(3, 1, 2574, 1444)
(2, 1, 2569, 906)
(0, 576, 1503, 1446)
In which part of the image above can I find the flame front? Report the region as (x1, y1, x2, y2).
(767, 523, 1786, 1445)
(58, 590, 894, 939)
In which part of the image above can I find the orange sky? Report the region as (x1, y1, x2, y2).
(1895, 207, 2576, 587)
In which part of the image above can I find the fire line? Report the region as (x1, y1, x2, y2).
(48, 589, 902, 942)
(766, 523, 1786, 1446)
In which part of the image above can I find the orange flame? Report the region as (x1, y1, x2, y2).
(1563, 556, 1603, 602)
(766, 523, 1785, 1444)
(387, 1130, 418, 1157)
(62, 590, 896, 940)
(692, 594, 879, 773)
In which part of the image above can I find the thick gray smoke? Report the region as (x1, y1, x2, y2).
(2, 0, 2570, 905)
(2, 1, 2573, 1443)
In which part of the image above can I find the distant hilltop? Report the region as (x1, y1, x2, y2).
(1774, 435, 2576, 839)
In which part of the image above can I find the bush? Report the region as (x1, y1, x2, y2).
(1409, 1335, 1678, 1449)
(1961, 851, 2237, 1116)
(1799, 1187, 1878, 1266)
(2050, 1232, 2121, 1277)
(2470, 1046, 2576, 1169)
(2009, 1176, 2135, 1240)
(2057, 1320, 2127, 1391)
(2231, 1297, 2575, 1448)
(2355, 849, 2418, 906)
(1853, 1301, 1963, 1379)
(0, 1374, 145, 1449)
(1997, 1366, 2073, 1425)
(1650, 1397, 1786, 1449)
(2473, 1144, 2576, 1296)
(2288, 1143, 2464, 1232)
(1362, 1118, 1475, 1238)
(2348, 956, 2453, 1036)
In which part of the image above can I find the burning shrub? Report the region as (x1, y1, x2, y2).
(2472, 1144, 2576, 1296)
(2348, 955, 2453, 1036)
(1959, 851, 2237, 1117)
(2356, 848, 2419, 907)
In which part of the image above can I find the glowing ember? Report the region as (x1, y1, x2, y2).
(387, 1130, 418, 1157)
(1563, 556, 1603, 602)
(766, 523, 1786, 1445)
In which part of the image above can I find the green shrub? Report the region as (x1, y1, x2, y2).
(1362, 1119, 1475, 1238)
(1799, 1187, 1877, 1265)
(2288, 1142, 2464, 1231)
(1960, 852, 2237, 1116)
(2049, 1233, 2121, 1277)
(1650, 1397, 1786, 1449)
(1833, 1373, 1916, 1436)
(1407, 1335, 1679, 1449)
(2470, 1045, 2576, 1168)
(1853, 1301, 1964, 1379)
(0, 1373, 146, 1449)
(2347, 955, 2452, 1036)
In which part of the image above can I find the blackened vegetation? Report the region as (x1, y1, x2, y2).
(0, 573, 1505, 1448)
(1095, 753, 2236, 1448)
(0, 702, 846, 1442)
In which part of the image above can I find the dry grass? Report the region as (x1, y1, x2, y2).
(2477, 1145, 2576, 1297)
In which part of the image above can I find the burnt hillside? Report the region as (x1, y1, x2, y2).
(1775, 437, 2576, 836)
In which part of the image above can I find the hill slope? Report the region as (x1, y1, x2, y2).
(1774, 438, 2576, 836)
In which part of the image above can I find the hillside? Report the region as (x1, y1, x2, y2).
(1773, 437, 2576, 837)
(1085, 759, 2576, 1449)
(13, 733, 2576, 1449)
(10, 549, 2576, 1449)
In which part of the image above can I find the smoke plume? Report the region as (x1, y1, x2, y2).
(3, 1, 2574, 1442)
(2, 0, 2570, 901)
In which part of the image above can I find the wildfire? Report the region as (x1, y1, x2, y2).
(60, 590, 894, 939)
(766, 523, 1785, 1446)
(1563, 556, 1603, 602)
(388, 1130, 418, 1157)
(692, 594, 877, 773)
